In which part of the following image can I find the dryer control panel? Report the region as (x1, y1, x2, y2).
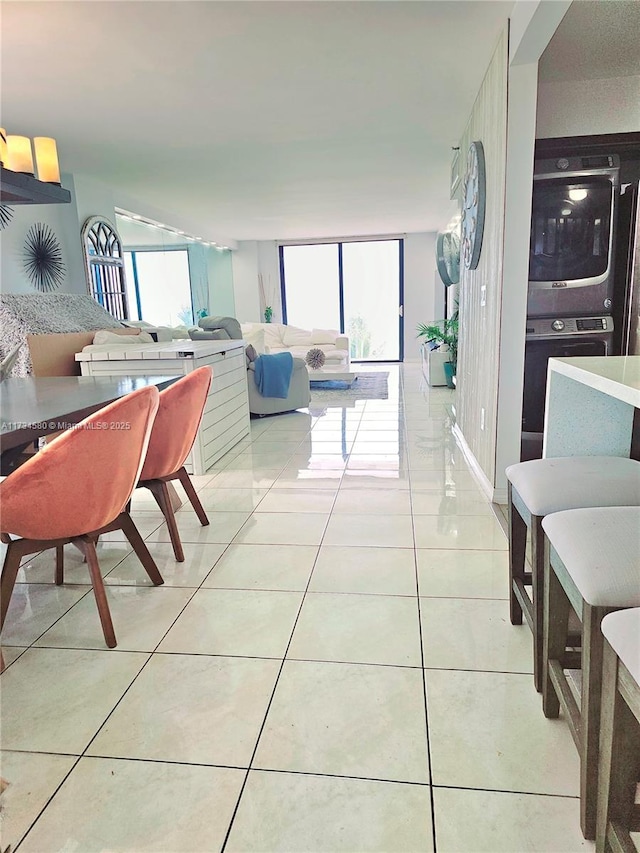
(525, 316, 613, 338)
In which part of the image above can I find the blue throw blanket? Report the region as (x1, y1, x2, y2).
(254, 352, 294, 398)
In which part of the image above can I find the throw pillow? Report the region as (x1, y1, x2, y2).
(93, 330, 154, 345)
(199, 316, 242, 339)
(188, 329, 230, 341)
(283, 325, 313, 347)
(245, 343, 258, 362)
(242, 327, 267, 354)
(311, 328, 338, 345)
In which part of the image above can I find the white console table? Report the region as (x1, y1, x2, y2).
(76, 339, 250, 474)
(543, 356, 640, 459)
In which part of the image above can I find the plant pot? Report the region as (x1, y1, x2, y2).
(443, 362, 456, 389)
(421, 345, 449, 386)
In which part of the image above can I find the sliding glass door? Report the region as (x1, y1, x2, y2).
(281, 239, 403, 361)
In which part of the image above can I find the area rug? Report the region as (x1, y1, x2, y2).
(309, 371, 389, 402)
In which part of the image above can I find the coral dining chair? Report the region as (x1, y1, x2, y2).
(0, 385, 163, 651)
(136, 366, 212, 562)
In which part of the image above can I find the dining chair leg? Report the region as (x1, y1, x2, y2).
(177, 467, 209, 526)
(147, 481, 184, 562)
(55, 545, 64, 585)
(118, 513, 164, 585)
(0, 541, 23, 631)
(508, 485, 526, 626)
(74, 536, 116, 648)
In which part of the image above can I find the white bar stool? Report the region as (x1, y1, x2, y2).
(541, 506, 640, 840)
(506, 457, 640, 691)
(596, 607, 640, 853)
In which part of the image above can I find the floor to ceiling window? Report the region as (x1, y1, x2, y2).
(123, 249, 194, 327)
(280, 239, 403, 361)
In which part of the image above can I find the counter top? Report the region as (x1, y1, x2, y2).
(548, 356, 640, 408)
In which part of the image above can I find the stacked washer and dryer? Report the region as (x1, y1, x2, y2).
(521, 153, 622, 459)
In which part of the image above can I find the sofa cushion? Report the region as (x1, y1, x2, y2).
(263, 323, 287, 350)
(198, 316, 242, 339)
(242, 326, 267, 354)
(93, 330, 154, 344)
(288, 345, 346, 364)
(283, 326, 313, 348)
(189, 329, 230, 341)
(312, 328, 338, 345)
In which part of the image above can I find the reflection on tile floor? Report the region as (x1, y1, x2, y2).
(0, 364, 592, 852)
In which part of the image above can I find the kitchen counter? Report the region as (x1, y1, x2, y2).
(76, 339, 250, 473)
(543, 356, 640, 459)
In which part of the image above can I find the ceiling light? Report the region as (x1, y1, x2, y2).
(561, 208, 572, 216)
(569, 189, 588, 201)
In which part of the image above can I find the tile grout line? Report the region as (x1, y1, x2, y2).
(409, 370, 445, 853)
(218, 469, 342, 852)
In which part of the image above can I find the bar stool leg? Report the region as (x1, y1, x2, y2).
(508, 483, 527, 626)
(531, 516, 545, 693)
(596, 643, 640, 853)
(542, 552, 570, 719)
(581, 603, 612, 840)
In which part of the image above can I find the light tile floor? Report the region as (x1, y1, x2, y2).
(0, 363, 594, 852)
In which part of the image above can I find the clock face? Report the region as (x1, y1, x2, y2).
(436, 228, 460, 287)
(461, 141, 486, 271)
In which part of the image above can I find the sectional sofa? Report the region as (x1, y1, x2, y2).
(240, 322, 350, 368)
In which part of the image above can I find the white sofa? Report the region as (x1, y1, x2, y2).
(240, 323, 350, 367)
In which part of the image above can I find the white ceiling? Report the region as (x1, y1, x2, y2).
(538, 0, 640, 82)
(2, 0, 513, 242)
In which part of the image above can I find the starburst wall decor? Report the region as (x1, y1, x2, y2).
(23, 222, 66, 291)
(0, 205, 14, 230)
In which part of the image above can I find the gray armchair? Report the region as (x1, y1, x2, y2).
(247, 357, 311, 416)
(188, 315, 311, 416)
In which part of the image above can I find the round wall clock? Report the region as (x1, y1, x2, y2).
(461, 140, 486, 271)
(435, 228, 460, 287)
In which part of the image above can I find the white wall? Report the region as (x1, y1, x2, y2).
(403, 232, 439, 361)
(206, 247, 236, 317)
(456, 29, 509, 495)
(0, 173, 86, 295)
(231, 241, 261, 322)
(536, 75, 640, 138)
(72, 173, 117, 232)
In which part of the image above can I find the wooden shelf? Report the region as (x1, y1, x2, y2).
(1, 166, 71, 205)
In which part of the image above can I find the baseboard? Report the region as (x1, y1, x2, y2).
(452, 423, 508, 504)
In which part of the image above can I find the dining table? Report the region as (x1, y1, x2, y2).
(0, 374, 179, 473)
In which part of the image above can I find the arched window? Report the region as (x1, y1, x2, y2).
(81, 216, 129, 319)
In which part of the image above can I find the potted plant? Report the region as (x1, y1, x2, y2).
(417, 316, 458, 388)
